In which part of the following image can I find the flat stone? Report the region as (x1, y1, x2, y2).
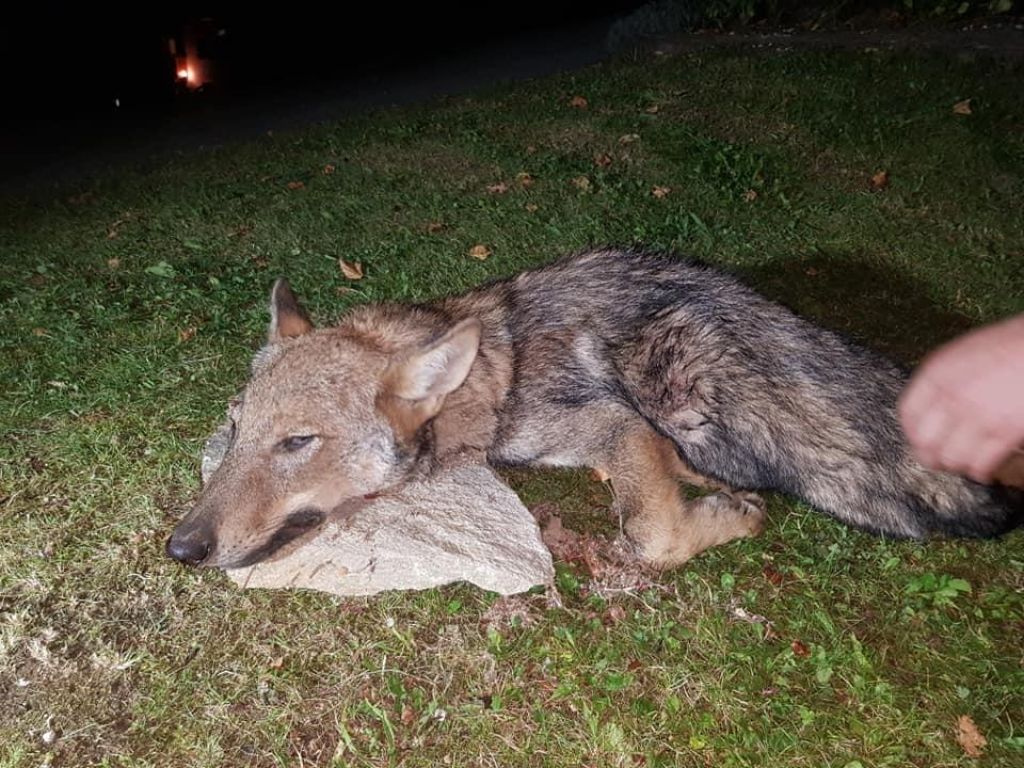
(200, 421, 554, 597)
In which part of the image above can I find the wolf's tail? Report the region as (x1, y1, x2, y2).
(898, 462, 1024, 539)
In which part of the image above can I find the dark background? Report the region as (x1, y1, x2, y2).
(2, 3, 644, 119)
(0, 2, 647, 184)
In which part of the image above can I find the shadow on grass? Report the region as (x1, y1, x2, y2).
(740, 253, 975, 366)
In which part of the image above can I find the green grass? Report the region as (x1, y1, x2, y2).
(2, 47, 1024, 767)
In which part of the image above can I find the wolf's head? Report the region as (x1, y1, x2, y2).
(166, 279, 481, 568)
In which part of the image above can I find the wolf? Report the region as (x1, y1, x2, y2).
(166, 249, 1022, 570)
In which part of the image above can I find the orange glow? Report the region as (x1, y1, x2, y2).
(177, 68, 188, 79)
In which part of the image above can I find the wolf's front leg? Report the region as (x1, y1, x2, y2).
(599, 424, 765, 569)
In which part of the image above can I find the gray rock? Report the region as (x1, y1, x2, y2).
(200, 419, 554, 597)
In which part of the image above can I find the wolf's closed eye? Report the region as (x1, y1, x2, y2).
(278, 435, 317, 452)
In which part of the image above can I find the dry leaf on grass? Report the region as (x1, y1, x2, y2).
(178, 327, 197, 343)
(487, 182, 509, 195)
(426, 221, 446, 233)
(32, 327, 49, 337)
(742, 189, 759, 202)
(481, 595, 538, 632)
(791, 639, 810, 657)
(730, 605, 779, 640)
(870, 170, 890, 189)
(604, 605, 627, 625)
(762, 564, 784, 586)
(619, 133, 640, 145)
(953, 99, 973, 116)
(516, 172, 535, 188)
(594, 153, 613, 168)
(339, 258, 364, 280)
(268, 656, 284, 669)
(106, 219, 127, 239)
(652, 185, 671, 199)
(526, 144, 537, 155)
(590, 467, 610, 483)
(572, 176, 592, 192)
(957, 715, 986, 758)
(468, 244, 491, 261)
(645, 105, 660, 114)
(540, 514, 581, 560)
(286, 180, 305, 190)
(322, 163, 336, 175)
(569, 95, 589, 109)
(525, 203, 539, 213)
(106, 257, 121, 269)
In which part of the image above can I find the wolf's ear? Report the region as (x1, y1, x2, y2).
(379, 318, 482, 439)
(268, 278, 314, 343)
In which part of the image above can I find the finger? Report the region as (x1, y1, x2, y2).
(933, 422, 993, 479)
(964, 435, 1018, 485)
(898, 377, 940, 444)
(904, 402, 955, 468)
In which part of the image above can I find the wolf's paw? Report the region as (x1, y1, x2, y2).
(706, 490, 766, 538)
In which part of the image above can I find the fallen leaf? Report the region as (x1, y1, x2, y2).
(742, 189, 759, 202)
(870, 170, 890, 189)
(590, 467, 610, 483)
(604, 605, 627, 625)
(529, 501, 560, 525)
(525, 203, 539, 213)
(791, 640, 810, 657)
(805, 267, 820, 277)
(401, 705, 416, 727)
(426, 221, 446, 233)
(178, 327, 197, 343)
(569, 95, 589, 109)
(106, 257, 121, 269)
(339, 259, 364, 280)
(644, 105, 660, 114)
(335, 285, 354, 297)
(540, 514, 582, 560)
(468, 244, 491, 261)
(572, 176, 592, 192)
(619, 133, 640, 145)
(481, 595, 537, 631)
(32, 327, 48, 337)
(652, 185, 671, 199)
(594, 153, 613, 168)
(286, 181, 305, 190)
(762, 564, 784, 586)
(322, 163, 336, 175)
(526, 145, 538, 155)
(957, 715, 986, 757)
(487, 182, 509, 195)
(106, 219, 127, 239)
(952, 98, 973, 116)
(268, 656, 284, 669)
(516, 172, 535, 188)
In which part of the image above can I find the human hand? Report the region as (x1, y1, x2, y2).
(899, 314, 1024, 484)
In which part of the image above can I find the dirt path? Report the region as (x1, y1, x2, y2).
(655, 18, 1024, 59)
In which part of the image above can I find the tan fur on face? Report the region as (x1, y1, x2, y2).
(185, 328, 403, 567)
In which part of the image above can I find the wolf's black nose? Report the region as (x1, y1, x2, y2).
(165, 533, 212, 566)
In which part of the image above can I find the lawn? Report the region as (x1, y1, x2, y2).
(1, 45, 1023, 767)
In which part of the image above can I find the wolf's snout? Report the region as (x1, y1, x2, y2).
(165, 529, 215, 566)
